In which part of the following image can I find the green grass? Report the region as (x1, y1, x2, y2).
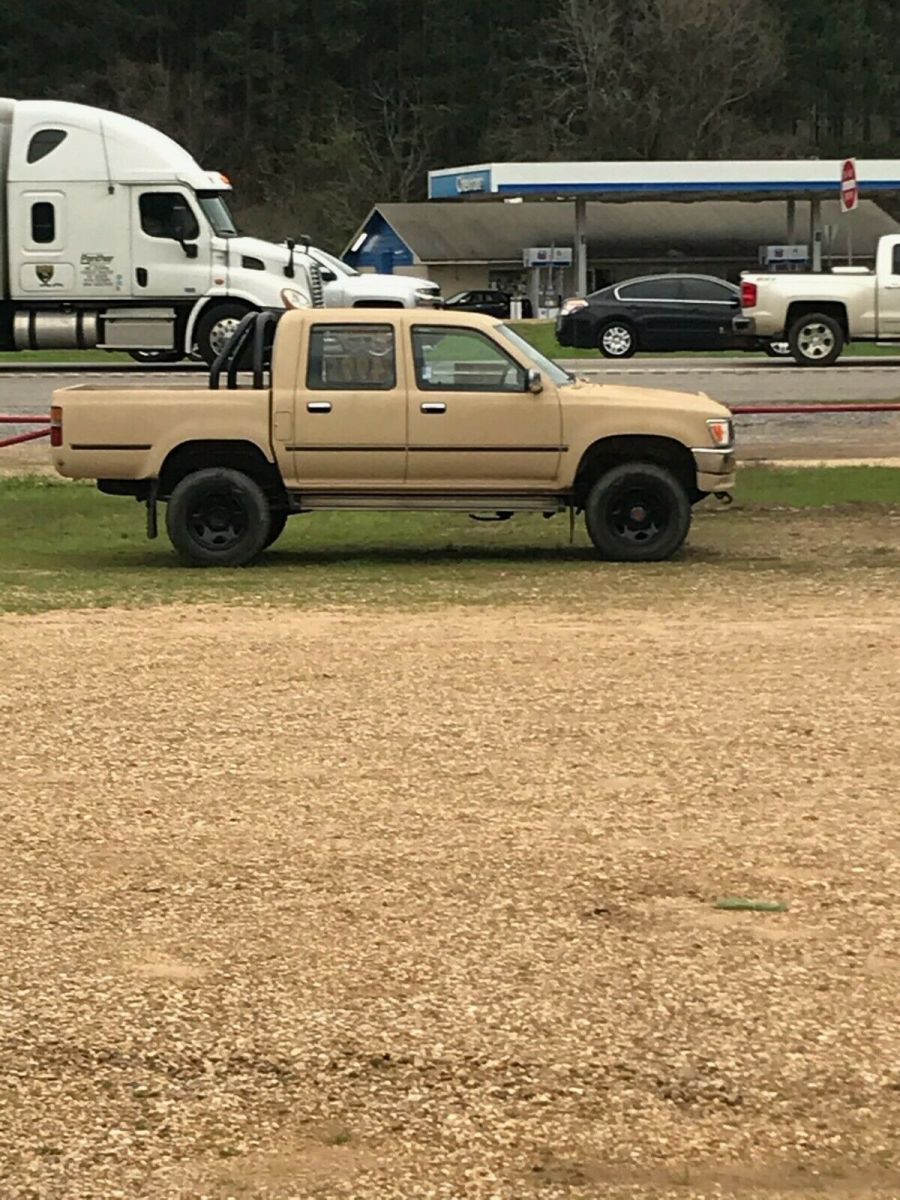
(0, 349, 133, 363)
(509, 320, 900, 361)
(0, 467, 897, 616)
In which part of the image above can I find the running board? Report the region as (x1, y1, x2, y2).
(289, 491, 570, 513)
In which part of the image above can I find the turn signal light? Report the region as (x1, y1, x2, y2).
(50, 405, 62, 447)
(740, 281, 758, 308)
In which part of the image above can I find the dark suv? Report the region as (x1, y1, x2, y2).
(556, 274, 785, 358)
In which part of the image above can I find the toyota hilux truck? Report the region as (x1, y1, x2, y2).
(737, 233, 900, 366)
(50, 309, 736, 566)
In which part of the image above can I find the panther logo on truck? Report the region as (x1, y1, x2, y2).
(36, 264, 57, 286)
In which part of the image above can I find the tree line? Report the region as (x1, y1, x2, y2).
(2, 0, 900, 249)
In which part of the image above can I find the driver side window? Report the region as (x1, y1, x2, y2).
(412, 326, 525, 392)
(139, 192, 199, 240)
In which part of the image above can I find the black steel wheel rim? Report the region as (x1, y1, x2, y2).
(607, 484, 669, 545)
(187, 488, 248, 551)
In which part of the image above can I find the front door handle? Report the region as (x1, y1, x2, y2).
(420, 402, 446, 414)
(307, 401, 332, 413)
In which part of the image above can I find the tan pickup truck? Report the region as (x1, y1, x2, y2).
(50, 309, 735, 565)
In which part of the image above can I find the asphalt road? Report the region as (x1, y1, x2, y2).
(2, 362, 900, 464)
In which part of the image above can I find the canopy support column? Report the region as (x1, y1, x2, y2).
(574, 197, 588, 296)
(810, 199, 823, 272)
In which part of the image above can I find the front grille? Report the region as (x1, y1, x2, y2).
(308, 262, 325, 308)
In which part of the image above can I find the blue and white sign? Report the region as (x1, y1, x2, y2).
(429, 168, 492, 199)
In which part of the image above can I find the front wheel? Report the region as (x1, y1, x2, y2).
(584, 463, 692, 562)
(763, 341, 790, 358)
(788, 313, 844, 366)
(195, 303, 254, 366)
(263, 509, 289, 549)
(598, 321, 637, 359)
(166, 468, 271, 567)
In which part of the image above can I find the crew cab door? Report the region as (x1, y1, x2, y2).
(405, 324, 562, 485)
(290, 320, 406, 486)
(130, 188, 212, 299)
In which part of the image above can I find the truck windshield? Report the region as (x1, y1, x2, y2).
(311, 247, 360, 278)
(496, 324, 573, 385)
(197, 191, 238, 237)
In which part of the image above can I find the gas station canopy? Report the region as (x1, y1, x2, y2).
(429, 160, 900, 295)
(428, 160, 900, 203)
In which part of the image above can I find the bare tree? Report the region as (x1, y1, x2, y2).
(524, 0, 785, 160)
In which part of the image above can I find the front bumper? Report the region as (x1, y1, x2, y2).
(693, 447, 736, 493)
(415, 293, 442, 308)
(733, 315, 754, 334)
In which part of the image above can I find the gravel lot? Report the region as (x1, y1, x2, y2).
(2, 588, 900, 1199)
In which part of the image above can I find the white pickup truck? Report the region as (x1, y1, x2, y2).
(736, 234, 900, 365)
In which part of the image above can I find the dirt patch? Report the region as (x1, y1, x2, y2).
(1, 600, 900, 1198)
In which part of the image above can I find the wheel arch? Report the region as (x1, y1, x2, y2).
(572, 434, 696, 507)
(786, 301, 849, 337)
(183, 295, 258, 353)
(158, 439, 286, 504)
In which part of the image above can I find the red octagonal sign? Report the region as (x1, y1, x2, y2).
(841, 158, 859, 212)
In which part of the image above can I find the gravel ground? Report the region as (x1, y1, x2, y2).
(2, 597, 900, 1199)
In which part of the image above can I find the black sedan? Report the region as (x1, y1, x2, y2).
(556, 274, 785, 358)
(442, 289, 534, 319)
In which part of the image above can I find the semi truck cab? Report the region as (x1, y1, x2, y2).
(0, 97, 321, 362)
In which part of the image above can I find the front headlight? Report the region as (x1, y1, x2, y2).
(707, 417, 734, 448)
(560, 297, 589, 317)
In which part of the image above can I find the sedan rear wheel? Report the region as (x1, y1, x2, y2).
(598, 321, 637, 359)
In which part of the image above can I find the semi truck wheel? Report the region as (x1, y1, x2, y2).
(598, 321, 637, 358)
(788, 313, 844, 366)
(196, 303, 254, 365)
(166, 467, 271, 566)
(584, 463, 691, 562)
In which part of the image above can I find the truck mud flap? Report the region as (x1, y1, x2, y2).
(146, 482, 159, 540)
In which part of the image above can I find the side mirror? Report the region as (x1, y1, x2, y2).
(320, 269, 337, 283)
(526, 367, 543, 394)
(171, 209, 198, 258)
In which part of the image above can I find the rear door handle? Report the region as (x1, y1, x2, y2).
(420, 402, 446, 414)
(307, 401, 332, 413)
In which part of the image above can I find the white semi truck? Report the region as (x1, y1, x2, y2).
(0, 99, 438, 363)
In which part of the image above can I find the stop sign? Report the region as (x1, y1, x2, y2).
(841, 158, 859, 212)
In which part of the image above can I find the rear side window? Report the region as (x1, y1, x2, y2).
(892, 247, 900, 276)
(31, 201, 55, 244)
(682, 279, 737, 302)
(139, 193, 199, 240)
(27, 129, 67, 164)
(619, 278, 684, 301)
(307, 324, 396, 390)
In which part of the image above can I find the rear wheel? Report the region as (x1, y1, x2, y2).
(763, 341, 790, 358)
(584, 463, 691, 562)
(165, 468, 271, 567)
(788, 313, 844, 366)
(598, 321, 637, 359)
